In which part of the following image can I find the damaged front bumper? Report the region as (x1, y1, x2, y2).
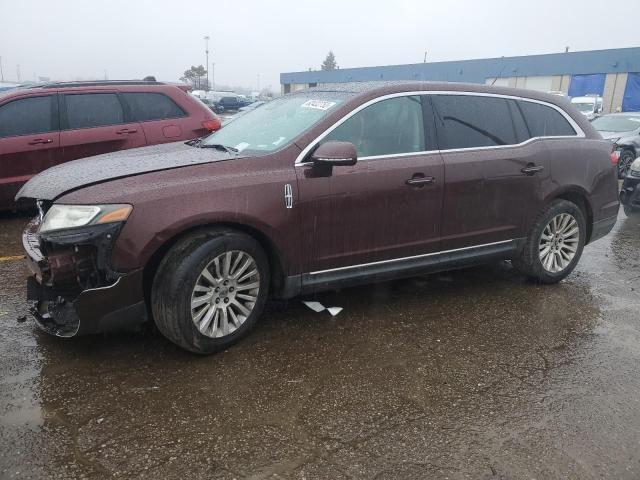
(620, 171, 640, 212)
(23, 217, 147, 337)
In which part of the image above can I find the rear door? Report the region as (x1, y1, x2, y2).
(431, 93, 552, 250)
(0, 93, 60, 207)
(121, 91, 189, 144)
(59, 91, 146, 162)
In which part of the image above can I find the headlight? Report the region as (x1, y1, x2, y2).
(630, 158, 640, 174)
(40, 204, 133, 233)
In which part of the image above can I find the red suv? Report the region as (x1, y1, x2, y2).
(18, 82, 619, 354)
(0, 81, 221, 209)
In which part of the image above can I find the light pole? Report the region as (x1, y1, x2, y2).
(211, 62, 215, 90)
(0, 56, 4, 82)
(204, 35, 210, 91)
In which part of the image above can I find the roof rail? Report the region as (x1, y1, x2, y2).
(26, 80, 167, 89)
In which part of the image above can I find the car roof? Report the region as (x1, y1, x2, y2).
(0, 80, 190, 96)
(303, 80, 576, 106)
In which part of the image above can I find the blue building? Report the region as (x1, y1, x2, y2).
(281, 47, 640, 112)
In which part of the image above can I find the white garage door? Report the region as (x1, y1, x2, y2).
(524, 76, 553, 92)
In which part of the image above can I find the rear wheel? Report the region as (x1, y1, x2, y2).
(513, 200, 586, 283)
(151, 229, 269, 354)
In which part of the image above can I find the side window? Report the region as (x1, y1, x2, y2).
(323, 95, 425, 157)
(507, 99, 531, 143)
(122, 92, 186, 121)
(517, 100, 577, 137)
(64, 93, 124, 129)
(431, 95, 518, 149)
(0, 96, 55, 138)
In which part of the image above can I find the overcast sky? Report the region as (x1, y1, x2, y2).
(0, 0, 638, 91)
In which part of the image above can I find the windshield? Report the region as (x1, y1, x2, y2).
(572, 102, 595, 112)
(592, 115, 640, 132)
(202, 92, 349, 153)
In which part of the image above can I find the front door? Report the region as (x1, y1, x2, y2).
(295, 94, 443, 278)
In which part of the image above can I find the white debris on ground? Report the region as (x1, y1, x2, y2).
(302, 301, 343, 317)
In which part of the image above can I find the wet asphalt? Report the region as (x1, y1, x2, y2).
(1, 210, 639, 479)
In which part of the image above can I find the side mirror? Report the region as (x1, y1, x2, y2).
(311, 141, 357, 167)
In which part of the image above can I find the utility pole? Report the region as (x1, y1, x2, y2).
(423, 51, 427, 63)
(16, 64, 20, 83)
(257, 73, 260, 91)
(204, 35, 210, 91)
(0, 56, 4, 82)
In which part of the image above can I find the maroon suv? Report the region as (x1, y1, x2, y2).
(18, 82, 619, 354)
(0, 81, 221, 209)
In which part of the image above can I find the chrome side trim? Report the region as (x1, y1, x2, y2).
(81, 276, 122, 293)
(308, 239, 514, 276)
(294, 90, 585, 166)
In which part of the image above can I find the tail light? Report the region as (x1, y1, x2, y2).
(610, 150, 620, 165)
(202, 118, 221, 132)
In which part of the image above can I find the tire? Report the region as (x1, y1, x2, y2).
(513, 199, 586, 284)
(624, 205, 640, 217)
(618, 150, 636, 179)
(151, 228, 269, 354)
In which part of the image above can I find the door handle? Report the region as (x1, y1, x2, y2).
(405, 175, 436, 187)
(28, 138, 53, 145)
(521, 164, 544, 175)
(115, 128, 138, 135)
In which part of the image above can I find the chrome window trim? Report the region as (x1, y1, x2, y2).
(294, 90, 585, 166)
(308, 239, 514, 276)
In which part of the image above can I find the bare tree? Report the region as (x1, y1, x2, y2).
(179, 65, 208, 90)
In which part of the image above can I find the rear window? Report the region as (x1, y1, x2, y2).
(517, 100, 577, 137)
(122, 92, 185, 121)
(65, 93, 124, 129)
(0, 95, 55, 137)
(431, 94, 518, 149)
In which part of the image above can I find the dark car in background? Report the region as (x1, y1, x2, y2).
(216, 96, 249, 112)
(17, 82, 619, 354)
(620, 157, 640, 216)
(0, 81, 221, 210)
(591, 112, 640, 177)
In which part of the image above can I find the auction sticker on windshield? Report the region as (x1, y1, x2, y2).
(301, 100, 337, 110)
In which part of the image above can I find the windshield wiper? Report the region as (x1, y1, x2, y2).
(199, 143, 239, 154)
(185, 138, 204, 147)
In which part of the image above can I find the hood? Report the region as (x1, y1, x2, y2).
(16, 141, 240, 201)
(598, 130, 637, 141)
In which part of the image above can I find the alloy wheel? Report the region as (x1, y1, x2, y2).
(618, 151, 635, 178)
(190, 250, 260, 338)
(539, 213, 580, 273)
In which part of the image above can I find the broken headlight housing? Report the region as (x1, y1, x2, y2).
(40, 204, 133, 233)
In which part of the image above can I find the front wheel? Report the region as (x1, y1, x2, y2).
(513, 200, 586, 283)
(624, 205, 640, 217)
(151, 229, 269, 354)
